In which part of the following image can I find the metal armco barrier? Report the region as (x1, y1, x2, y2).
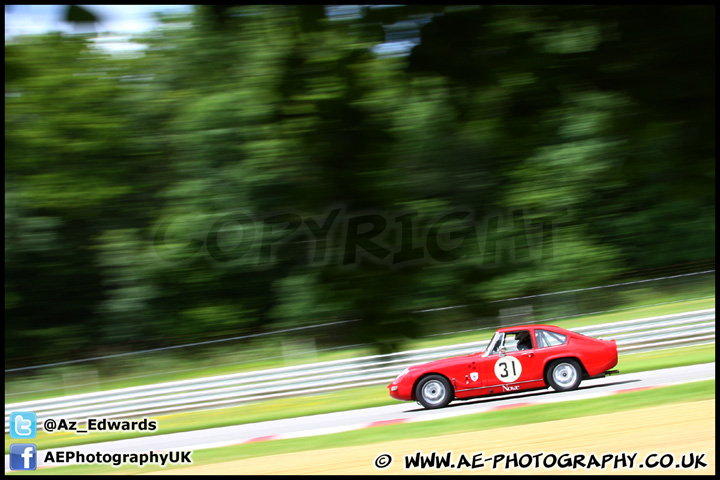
(4, 308, 714, 430)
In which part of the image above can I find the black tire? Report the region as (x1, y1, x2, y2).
(546, 359, 582, 392)
(415, 374, 453, 409)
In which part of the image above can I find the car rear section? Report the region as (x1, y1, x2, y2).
(540, 334, 618, 392)
(571, 334, 619, 377)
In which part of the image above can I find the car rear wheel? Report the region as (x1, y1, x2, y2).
(415, 374, 453, 409)
(547, 359, 582, 392)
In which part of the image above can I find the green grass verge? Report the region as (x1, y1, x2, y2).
(5, 342, 714, 454)
(9, 379, 714, 475)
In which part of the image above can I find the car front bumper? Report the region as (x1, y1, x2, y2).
(387, 380, 414, 401)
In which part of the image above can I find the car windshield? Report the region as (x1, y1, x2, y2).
(483, 332, 504, 356)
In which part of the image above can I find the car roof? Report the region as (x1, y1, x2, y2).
(496, 324, 570, 334)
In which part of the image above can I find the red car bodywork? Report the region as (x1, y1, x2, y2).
(388, 324, 618, 408)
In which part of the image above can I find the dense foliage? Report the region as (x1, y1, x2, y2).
(5, 5, 714, 366)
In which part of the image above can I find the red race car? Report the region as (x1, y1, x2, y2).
(388, 324, 618, 409)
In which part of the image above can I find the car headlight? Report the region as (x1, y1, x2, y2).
(396, 367, 409, 380)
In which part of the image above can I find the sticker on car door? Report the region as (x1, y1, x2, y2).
(494, 356, 522, 382)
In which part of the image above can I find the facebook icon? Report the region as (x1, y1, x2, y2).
(10, 444, 37, 471)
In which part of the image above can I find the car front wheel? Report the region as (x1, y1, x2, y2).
(547, 359, 582, 392)
(415, 374, 453, 409)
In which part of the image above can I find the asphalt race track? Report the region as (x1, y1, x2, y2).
(5, 362, 715, 472)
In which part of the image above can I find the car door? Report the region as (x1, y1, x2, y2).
(483, 329, 545, 392)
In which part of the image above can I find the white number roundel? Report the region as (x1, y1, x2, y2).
(494, 356, 522, 382)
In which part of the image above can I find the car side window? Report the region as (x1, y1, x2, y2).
(536, 330, 567, 348)
(489, 330, 534, 354)
(511, 330, 533, 351)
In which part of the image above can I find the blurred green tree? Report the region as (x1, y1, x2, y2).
(4, 5, 714, 366)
